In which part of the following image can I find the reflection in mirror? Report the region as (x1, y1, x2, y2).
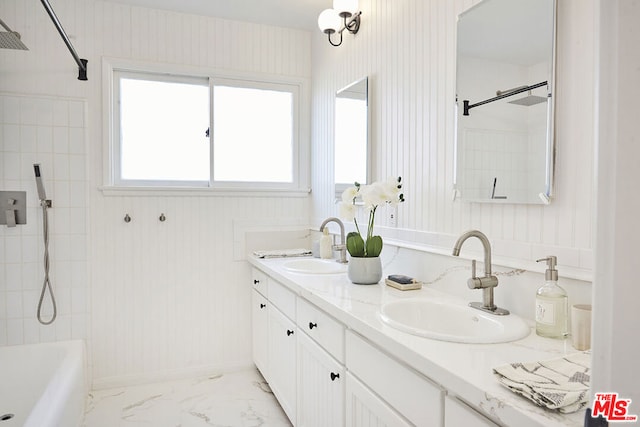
(335, 77, 368, 195)
(455, 0, 556, 204)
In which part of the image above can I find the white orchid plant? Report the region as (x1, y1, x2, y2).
(339, 176, 405, 258)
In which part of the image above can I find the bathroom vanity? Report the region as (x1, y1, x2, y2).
(249, 256, 584, 427)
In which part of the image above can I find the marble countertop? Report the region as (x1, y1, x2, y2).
(249, 256, 586, 427)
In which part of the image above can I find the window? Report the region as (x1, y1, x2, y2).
(109, 63, 303, 190)
(212, 82, 294, 183)
(116, 73, 210, 185)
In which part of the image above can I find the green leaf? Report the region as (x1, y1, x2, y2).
(346, 232, 365, 257)
(365, 235, 383, 257)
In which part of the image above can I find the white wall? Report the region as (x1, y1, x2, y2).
(0, 94, 89, 345)
(0, 0, 311, 387)
(310, 0, 595, 278)
(592, 0, 640, 408)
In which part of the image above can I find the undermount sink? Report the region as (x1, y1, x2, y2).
(379, 299, 530, 344)
(283, 259, 347, 274)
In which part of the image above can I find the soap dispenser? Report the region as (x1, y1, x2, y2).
(319, 228, 333, 259)
(535, 256, 568, 338)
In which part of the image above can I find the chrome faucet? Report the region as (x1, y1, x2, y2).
(452, 230, 509, 315)
(319, 217, 348, 264)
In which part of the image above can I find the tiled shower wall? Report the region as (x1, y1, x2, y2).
(0, 94, 89, 345)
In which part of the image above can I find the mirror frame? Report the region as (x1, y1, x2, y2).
(334, 76, 371, 199)
(453, 0, 557, 204)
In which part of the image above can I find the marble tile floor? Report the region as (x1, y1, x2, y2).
(83, 368, 292, 427)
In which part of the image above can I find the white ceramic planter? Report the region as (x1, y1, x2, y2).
(347, 256, 382, 285)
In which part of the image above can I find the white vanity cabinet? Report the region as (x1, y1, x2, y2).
(251, 269, 298, 425)
(346, 330, 444, 426)
(345, 373, 413, 427)
(445, 395, 499, 427)
(251, 289, 268, 375)
(296, 298, 346, 427)
(296, 331, 345, 426)
(268, 303, 297, 423)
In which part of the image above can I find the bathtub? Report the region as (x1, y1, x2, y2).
(0, 340, 87, 427)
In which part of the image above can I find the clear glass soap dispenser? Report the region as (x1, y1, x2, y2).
(535, 256, 568, 338)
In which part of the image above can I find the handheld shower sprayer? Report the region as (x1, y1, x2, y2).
(33, 164, 57, 325)
(34, 164, 51, 207)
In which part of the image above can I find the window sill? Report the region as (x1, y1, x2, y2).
(99, 186, 311, 198)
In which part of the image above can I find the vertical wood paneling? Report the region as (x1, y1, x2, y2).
(311, 0, 594, 262)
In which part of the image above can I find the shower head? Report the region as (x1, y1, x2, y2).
(508, 93, 548, 106)
(0, 18, 28, 50)
(33, 164, 48, 202)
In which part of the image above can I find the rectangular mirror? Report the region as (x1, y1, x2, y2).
(335, 77, 369, 196)
(454, 0, 556, 204)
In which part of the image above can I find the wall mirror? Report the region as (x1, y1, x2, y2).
(335, 77, 369, 196)
(454, 0, 556, 204)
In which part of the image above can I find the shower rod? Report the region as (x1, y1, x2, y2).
(462, 81, 547, 116)
(40, 0, 87, 80)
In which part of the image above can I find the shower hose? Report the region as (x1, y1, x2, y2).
(37, 201, 57, 325)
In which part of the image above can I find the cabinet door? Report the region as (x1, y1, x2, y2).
(297, 331, 345, 427)
(268, 305, 297, 425)
(445, 395, 499, 427)
(345, 373, 412, 427)
(251, 289, 268, 377)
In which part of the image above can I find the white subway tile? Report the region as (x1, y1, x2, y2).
(6, 291, 24, 318)
(3, 124, 20, 152)
(20, 125, 37, 153)
(53, 126, 69, 154)
(3, 97, 20, 124)
(36, 126, 53, 153)
(6, 318, 24, 345)
(36, 98, 54, 126)
(53, 153, 70, 181)
(52, 99, 69, 127)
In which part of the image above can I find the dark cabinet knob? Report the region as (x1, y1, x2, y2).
(260, 303, 266, 309)
(330, 372, 340, 381)
(253, 279, 260, 284)
(308, 322, 317, 330)
(287, 330, 294, 336)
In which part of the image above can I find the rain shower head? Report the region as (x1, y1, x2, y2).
(508, 93, 548, 106)
(0, 18, 28, 50)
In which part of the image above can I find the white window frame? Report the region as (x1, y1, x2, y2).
(102, 58, 309, 194)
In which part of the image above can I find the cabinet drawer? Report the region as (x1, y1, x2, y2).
(268, 278, 296, 320)
(346, 331, 444, 426)
(297, 298, 345, 363)
(252, 268, 268, 296)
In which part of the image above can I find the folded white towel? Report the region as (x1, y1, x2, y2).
(253, 248, 312, 259)
(493, 351, 590, 414)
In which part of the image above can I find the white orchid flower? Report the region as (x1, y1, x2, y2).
(341, 186, 359, 203)
(339, 201, 357, 220)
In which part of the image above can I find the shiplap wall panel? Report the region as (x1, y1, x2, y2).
(1, 0, 311, 385)
(311, 0, 594, 266)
